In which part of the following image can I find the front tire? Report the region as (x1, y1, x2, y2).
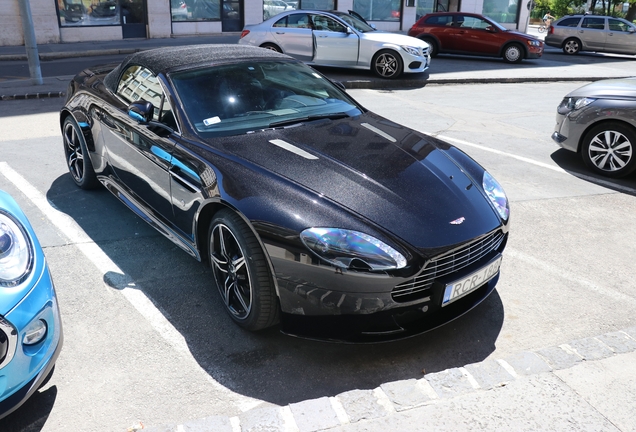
(502, 43, 523, 63)
(581, 122, 636, 178)
(372, 49, 403, 79)
(563, 38, 581, 55)
(208, 209, 279, 331)
(62, 116, 99, 190)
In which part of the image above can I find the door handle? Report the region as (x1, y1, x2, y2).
(275, 31, 285, 34)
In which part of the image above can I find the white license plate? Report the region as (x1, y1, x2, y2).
(442, 256, 502, 307)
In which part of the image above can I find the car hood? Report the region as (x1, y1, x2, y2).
(360, 31, 430, 48)
(567, 77, 636, 99)
(207, 113, 503, 250)
(505, 29, 539, 41)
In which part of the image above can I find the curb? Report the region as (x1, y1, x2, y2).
(1, 91, 65, 101)
(0, 48, 141, 62)
(142, 326, 636, 432)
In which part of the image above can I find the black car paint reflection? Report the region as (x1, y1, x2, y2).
(60, 45, 509, 342)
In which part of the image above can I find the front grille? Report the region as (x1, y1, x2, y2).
(392, 230, 505, 302)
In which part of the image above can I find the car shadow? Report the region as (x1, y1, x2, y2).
(45, 173, 505, 406)
(0, 386, 57, 431)
(550, 148, 636, 196)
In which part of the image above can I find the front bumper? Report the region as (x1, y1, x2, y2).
(0, 266, 63, 420)
(552, 111, 580, 153)
(401, 52, 431, 74)
(527, 45, 544, 59)
(273, 236, 506, 343)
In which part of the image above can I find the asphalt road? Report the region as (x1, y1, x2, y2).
(0, 81, 635, 431)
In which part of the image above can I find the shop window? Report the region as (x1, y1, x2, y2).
(172, 0, 243, 22)
(263, 0, 334, 21)
(353, 0, 401, 21)
(482, 0, 518, 24)
(56, 0, 121, 26)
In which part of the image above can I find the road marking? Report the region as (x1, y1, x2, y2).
(427, 132, 636, 195)
(0, 161, 262, 413)
(505, 247, 636, 306)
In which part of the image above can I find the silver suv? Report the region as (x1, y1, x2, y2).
(545, 14, 636, 55)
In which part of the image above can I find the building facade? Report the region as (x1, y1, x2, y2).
(1, 0, 531, 46)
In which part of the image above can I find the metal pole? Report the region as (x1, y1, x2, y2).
(17, 0, 43, 85)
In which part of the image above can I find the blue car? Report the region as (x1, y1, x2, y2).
(0, 190, 63, 420)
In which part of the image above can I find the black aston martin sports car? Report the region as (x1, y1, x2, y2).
(60, 45, 510, 342)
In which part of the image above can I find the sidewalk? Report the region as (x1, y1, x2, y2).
(2, 37, 636, 432)
(144, 327, 636, 431)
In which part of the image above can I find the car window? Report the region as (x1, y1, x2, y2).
(311, 14, 346, 32)
(608, 18, 632, 32)
(285, 13, 311, 28)
(460, 16, 491, 30)
(581, 17, 605, 30)
(117, 65, 176, 129)
(424, 14, 453, 25)
(556, 17, 582, 27)
(170, 61, 362, 137)
(335, 12, 375, 32)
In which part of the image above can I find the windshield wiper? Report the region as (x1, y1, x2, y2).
(268, 113, 349, 128)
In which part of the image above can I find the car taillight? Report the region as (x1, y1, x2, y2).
(549, 26, 554, 34)
(240, 30, 250, 39)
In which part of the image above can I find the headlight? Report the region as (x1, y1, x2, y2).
(300, 228, 407, 271)
(400, 46, 421, 56)
(565, 97, 596, 111)
(527, 40, 542, 47)
(482, 172, 509, 221)
(0, 212, 33, 286)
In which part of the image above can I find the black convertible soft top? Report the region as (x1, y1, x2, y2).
(103, 44, 290, 92)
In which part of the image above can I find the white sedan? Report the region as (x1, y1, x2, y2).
(239, 10, 431, 79)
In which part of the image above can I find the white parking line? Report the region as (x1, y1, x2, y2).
(0, 161, 262, 412)
(427, 133, 636, 195)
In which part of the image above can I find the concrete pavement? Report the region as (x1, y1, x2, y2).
(1, 35, 635, 431)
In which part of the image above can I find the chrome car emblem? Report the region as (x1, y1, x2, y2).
(450, 217, 465, 225)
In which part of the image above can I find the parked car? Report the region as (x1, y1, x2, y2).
(408, 12, 544, 63)
(552, 77, 636, 178)
(0, 190, 63, 419)
(90, 0, 118, 18)
(59, 45, 509, 342)
(240, 10, 431, 78)
(545, 14, 636, 55)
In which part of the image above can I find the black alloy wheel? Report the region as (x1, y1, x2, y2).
(372, 49, 403, 79)
(563, 38, 581, 55)
(503, 43, 523, 63)
(62, 116, 99, 190)
(208, 209, 279, 330)
(581, 122, 636, 178)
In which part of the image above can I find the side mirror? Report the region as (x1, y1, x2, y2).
(128, 100, 154, 124)
(485, 25, 495, 32)
(346, 27, 353, 34)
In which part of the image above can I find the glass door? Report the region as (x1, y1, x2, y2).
(221, 0, 242, 31)
(120, 0, 147, 38)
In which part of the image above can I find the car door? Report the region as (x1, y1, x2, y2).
(310, 14, 359, 66)
(606, 18, 636, 54)
(271, 12, 313, 61)
(578, 17, 607, 51)
(449, 15, 500, 55)
(98, 65, 177, 224)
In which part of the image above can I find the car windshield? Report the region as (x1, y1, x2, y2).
(483, 16, 507, 31)
(332, 12, 376, 32)
(170, 61, 362, 137)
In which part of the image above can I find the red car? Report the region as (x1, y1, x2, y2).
(408, 12, 543, 63)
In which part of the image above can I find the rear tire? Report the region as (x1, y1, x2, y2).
(420, 37, 438, 57)
(260, 43, 282, 53)
(371, 49, 403, 79)
(563, 38, 581, 55)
